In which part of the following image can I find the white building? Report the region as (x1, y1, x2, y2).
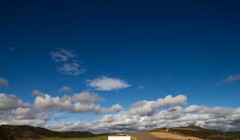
(108, 136, 131, 140)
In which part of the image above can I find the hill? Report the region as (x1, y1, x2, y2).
(0, 125, 95, 140)
(127, 125, 240, 140)
(148, 125, 239, 140)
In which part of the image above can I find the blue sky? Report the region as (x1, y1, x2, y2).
(0, 0, 240, 132)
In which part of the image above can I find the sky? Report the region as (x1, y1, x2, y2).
(0, 0, 240, 133)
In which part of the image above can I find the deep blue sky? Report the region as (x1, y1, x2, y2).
(0, 0, 240, 110)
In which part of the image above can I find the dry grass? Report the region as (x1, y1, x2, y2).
(127, 132, 163, 140)
(150, 132, 202, 140)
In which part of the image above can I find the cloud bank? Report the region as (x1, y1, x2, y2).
(0, 93, 240, 133)
(47, 94, 240, 133)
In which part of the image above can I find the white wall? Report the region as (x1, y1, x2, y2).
(108, 136, 131, 140)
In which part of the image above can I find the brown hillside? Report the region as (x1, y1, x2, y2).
(150, 125, 237, 140)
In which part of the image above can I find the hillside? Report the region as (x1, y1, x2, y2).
(127, 125, 240, 140)
(0, 125, 96, 140)
(149, 125, 239, 140)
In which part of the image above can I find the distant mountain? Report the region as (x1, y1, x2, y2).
(0, 125, 96, 140)
(127, 125, 240, 140)
(148, 125, 239, 140)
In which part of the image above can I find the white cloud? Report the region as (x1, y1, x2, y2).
(33, 90, 122, 113)
(58, 62, 85, 76)
(0, 94, 27, 110)
(0, 77, 8, 88)
(100, 104, 123, 113)
(1, 93, 240, 133)
(50, 48, 75, 62)
(15, 107, 32, 116)
(129, 95, 187, 116)
(0, 90, 123, 128)
(87, 76, 131, 91)
(46, 95, 240, 133)
(58, 86, 73, 93)
(46, 105, 240, 133)
(71, 91, 103, 103)
(0, 93, 49, 127)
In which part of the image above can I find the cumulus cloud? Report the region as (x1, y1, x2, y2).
(0, 91, 123, 128)
(102, 104, 123, 113)
(129, 95, 187, 116)
(58, 62, 85, 76)
(0, 77, 8, 88)
(0, 94, 27, 110)
(71, 91, 103, 103)
(33, 90, 122, 113)
(87, 76, 131, 91)
(58, 86, 73, 93)
(0, 93, 49, 127)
